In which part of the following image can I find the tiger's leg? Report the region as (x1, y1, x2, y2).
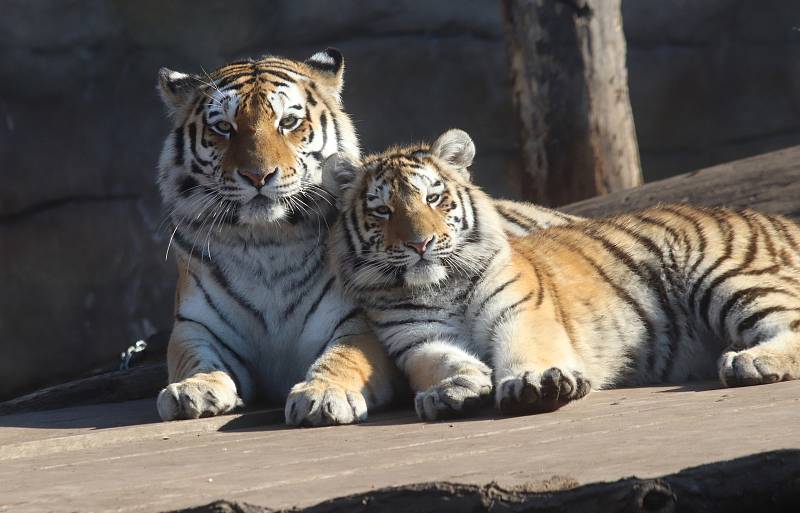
(402, 341, 493, 421)
(492, 311, 592, 415)
(157, 319, 253, 420)
(285, 331, 402, 427)
(717, 285, 800, 386)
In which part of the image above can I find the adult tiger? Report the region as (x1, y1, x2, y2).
(154, 50, 579, 425)
(328, 129, 800, 420)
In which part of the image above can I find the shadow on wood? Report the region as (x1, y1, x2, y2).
(172, 449, 800, 513)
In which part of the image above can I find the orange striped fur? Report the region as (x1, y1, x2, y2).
(330, 129, 800, 420)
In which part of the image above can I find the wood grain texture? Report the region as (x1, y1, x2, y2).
(503, 0, 643, 206)
(3, 382, 799, 512)
(564, 145, 800, 218)
(172, 450, 800, 513)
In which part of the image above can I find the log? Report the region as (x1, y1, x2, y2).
(0, 363, 166, 416)
(563, 145, 800, 219)
(171, 449, 800, 513)
(502, 0, 642, 206)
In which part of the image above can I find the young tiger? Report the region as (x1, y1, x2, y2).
(154, 49, 578, 425)
(329, 129, 800, 420)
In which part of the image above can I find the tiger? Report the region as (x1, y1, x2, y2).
(154, 50, 579, 425)
(328, 128, 800, 421)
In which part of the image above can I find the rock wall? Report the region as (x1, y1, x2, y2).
(1, 0, 798, 400)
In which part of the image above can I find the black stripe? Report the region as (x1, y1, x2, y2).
(497, 205, 541, 232)
(258, 61, 308, 78)
(282, 262, 325, 320)
(387, 337, 435, 360)
(189, 272, 248, 342)
(305, 89, 318, 106)
(737, 306, 800, 335)
(216, 70, 255, 89)
(475, 273, 521, 318)
(318, 112, 329, 153)
(374, 302, 443, 311)
(258, 69, 295, 82)
(173, 126, 185, 166)
(188, 122, 212, 166)
(178, 175, 199, 198)
(697, 213, 758, 329)
(174, 314, 250, 385)
(487, 291, 535, 344)
(374, 318, 451, 329)
(315, 94, 342, 152)
(329, 308, 362, 337)
(349, 204, 369, 250)
(300, 277, 336, 327)
(585, 223, 680, 375)
(550, 233, 655, 368)
(200, 255, 267, 333)
(190, 161, 205, 175)
(531, 263, 545, 307)
(718, 286, 792, 334)
(688, 213, 734, 313)
(464, 188, 481, 243)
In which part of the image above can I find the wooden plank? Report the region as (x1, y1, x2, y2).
(2, 381, 798, 512)
(563, 145, 800, 218)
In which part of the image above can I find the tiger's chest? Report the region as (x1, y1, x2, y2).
(188, 233, 352, 393)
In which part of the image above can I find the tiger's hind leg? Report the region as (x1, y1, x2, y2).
(715, 279, 800, 387)
(719, 329, 800, 387)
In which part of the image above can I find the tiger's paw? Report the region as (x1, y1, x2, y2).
(157, 372, 242, 421)
(415, 372, 493, 421)
(496, 367, 591, 416)
(718, 349, 795, 387)
(285, 379, 368, 427)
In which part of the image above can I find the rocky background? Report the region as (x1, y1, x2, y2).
(2, 0, 799, 401)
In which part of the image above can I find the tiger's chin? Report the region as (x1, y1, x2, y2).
(403, 261, 448, 288)
(238, 197, 287, 225)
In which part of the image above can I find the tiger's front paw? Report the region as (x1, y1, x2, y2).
(285, 379, 368, 427)
(497, 367, 591, 416)
(157, 371, 242, 421)
(415, 372, 493, 421)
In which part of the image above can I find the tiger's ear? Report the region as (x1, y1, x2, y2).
(430, 129, 475, 174)
(157, 68, 199, 113)
(322, 154, 360, 205)
(305, 48, 345, 98)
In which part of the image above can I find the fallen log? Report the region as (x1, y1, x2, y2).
(563, 145, 800, 218)
(170, 449, 800, 513)
(0, 362, 166, 416)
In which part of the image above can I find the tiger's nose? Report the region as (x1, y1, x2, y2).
(405, 236, 434, 255)
(238, 168, 279, 188)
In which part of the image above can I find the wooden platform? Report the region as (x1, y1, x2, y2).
(1, 380, 799, 512)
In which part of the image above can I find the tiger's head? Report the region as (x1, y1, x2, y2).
(330, 129, 506, 291)
(157, 49, 358, 231)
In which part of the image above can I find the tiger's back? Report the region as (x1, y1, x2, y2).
(507, 204, 800, 389)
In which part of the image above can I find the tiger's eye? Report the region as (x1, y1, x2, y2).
(374, 206, 391, 216)
(212, 120, 233, 135)
(279, 115, 300, 130)
(426, 193, 441, 204)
